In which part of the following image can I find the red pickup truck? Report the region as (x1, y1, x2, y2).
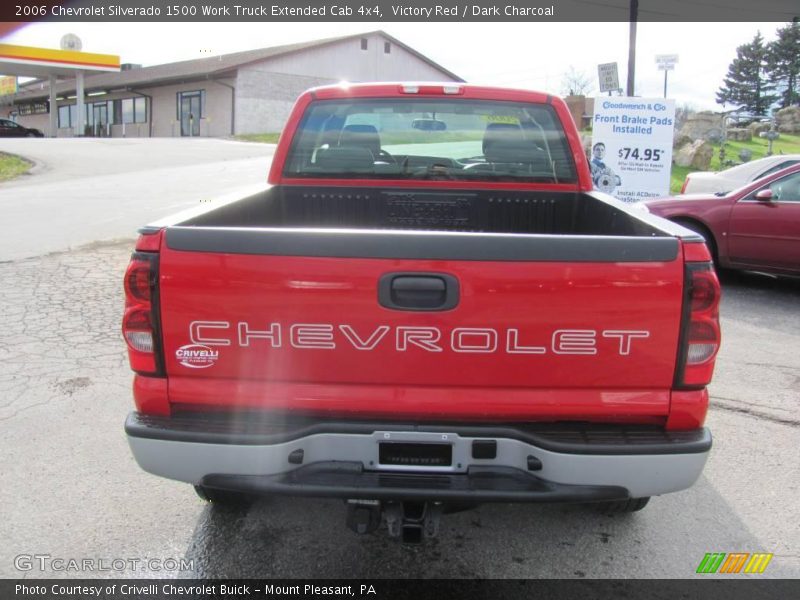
(123, 84, 720, 542)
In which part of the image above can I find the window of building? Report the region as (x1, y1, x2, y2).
(384, 42, 391, 54)
(58, 105, 70, 128)
(111, 97, 147, 124)
(360, 38, 368, 50)
(134, 97, 146, 123)
(58, 104, 90, 129)
(121, 98, 134, 124)
(56, 97, 146, 129)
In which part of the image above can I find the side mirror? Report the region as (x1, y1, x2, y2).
(755, 189, 774, 202)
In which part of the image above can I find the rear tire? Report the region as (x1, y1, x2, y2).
(595, 497, 650, 514)
(194, 485, 255, 508)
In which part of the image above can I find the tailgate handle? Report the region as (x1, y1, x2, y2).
(379, 273, 459, 311)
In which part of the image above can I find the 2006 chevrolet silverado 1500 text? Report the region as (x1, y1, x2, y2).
(123, 84, 720, 542)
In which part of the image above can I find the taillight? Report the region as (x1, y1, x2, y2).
(689, 273, 716, 312)
(122, 251, 162, 375)
(125, 259, 152, 302)
(676, 259, 721, 388)
(124, 309, 154, 352)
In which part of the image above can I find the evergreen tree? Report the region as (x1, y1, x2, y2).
(766, 21, 800, 108)
(716, 32, 777, 115)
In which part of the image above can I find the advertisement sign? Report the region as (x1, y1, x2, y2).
(590, 97, 676, 202)
(0, 75, 18, 96)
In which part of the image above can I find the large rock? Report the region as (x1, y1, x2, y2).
(678, 111, 725, 142)
(775, 106, 800, 134)
(673, 134, 693, 149)
(674, 139, 714, 169)
(748, 121, 771, 136)
(726, 128, 752, 142)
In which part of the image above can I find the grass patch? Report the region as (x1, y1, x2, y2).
(234, 133, 282, 143)
(703, 132, 800, 172)
(670, 165, 692, 194)
(0, 152, 32, 182)
(669, 133, 800, 194)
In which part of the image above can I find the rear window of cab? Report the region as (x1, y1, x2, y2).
(283, 98, 578, 184)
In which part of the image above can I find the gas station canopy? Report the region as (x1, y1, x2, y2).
(0, 43, 120, 137)
(0, 43, 120, 77)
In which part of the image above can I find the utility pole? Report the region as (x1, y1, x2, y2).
(627, 0, 638, 96)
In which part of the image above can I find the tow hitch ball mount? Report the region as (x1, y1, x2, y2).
(346, 499, 443, 543)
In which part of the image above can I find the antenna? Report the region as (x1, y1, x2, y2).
(60, 34, 83, 52)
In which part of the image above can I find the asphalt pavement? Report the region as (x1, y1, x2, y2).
(0, 138, 273, 261)
(0, 139, 797, 579)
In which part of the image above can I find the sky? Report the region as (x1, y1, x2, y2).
(1, 21, 787, 111)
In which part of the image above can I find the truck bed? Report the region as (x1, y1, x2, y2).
(180, 185, 668, 237)
(163, 185, 680, 264)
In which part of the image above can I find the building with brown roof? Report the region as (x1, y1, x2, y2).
(2, 31, 461, 138)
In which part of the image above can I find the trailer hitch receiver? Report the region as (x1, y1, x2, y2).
(384, 501, 443, 544)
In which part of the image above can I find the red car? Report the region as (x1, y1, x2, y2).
(643, 163, 800, 276)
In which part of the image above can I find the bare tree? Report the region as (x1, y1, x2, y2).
(674, 103, 696, 131)
(561, 66, 594, 97)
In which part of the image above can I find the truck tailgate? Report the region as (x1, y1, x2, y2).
(157, 238, 684, 420)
